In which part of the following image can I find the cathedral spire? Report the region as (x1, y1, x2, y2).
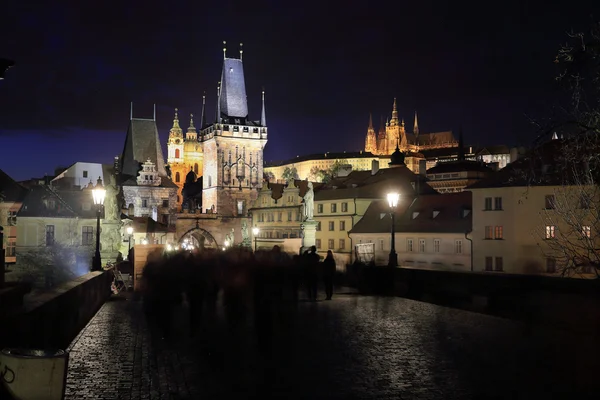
(368, 113, 373, 130)
(413, 111, 419, 135)
(239, 42, 243, 61)
(200, 92, 207, 128)
(391, 97, 399, 123)
(223, 40, 227, 59)
(261, 88, 267, 126)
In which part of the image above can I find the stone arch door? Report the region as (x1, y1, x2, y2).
(179, 227, 219, 250)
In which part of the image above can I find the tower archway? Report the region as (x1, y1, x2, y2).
(179, 227, 219, 250)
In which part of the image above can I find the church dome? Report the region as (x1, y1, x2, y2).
(388, 145, 405, 167)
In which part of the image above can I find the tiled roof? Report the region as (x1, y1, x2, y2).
(467, 138, 582, 189)
(350, 191, 472, 234)
(17, 185, 98, 218)
(119, 119, 176, 188)
(220, 58, 248, 119)
(427, 160, 493, 175)
(315, 166, 437, 201)
(265, 151, 377, 167)
(261, 179, 325, 203)
(414, 131, 456, 146)
(0, 169, 27, 202)
(131, 216, 171, 234)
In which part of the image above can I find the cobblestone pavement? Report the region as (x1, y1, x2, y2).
(65, 290, 600, 399)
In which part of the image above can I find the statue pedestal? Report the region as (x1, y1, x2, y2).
(301, 220, 318, 253)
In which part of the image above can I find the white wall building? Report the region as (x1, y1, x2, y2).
(52, 162, 107, 189)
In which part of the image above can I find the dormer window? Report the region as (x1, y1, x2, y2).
(433, 210, 440, 218)
(45, 199, 56, 209)
(412, 211, 419, 219)
(462, 209, 471, 218)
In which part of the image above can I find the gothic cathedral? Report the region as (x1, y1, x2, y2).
(365, 98, 457, 155)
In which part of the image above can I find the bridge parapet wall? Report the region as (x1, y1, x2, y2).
(0, 272, 112, 349)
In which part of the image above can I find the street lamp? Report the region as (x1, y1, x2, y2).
(387, 192, 400, 267)
(91, 177, 106, 271)
(126, 226, 134, 253)
(252, 226, 259, 252)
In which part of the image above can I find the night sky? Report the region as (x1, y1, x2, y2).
(1, 0, 598, 181)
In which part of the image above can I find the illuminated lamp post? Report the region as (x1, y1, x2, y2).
(252, 226, 259, 252)
(387, 192, 400, 267)
(91, 177, 106, 271)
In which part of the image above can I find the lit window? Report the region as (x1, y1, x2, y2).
(494, 226, 503, 239)
(545, 225, 555, 239)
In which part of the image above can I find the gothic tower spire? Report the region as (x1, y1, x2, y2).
(365, 113, 377, 154)
(200, 92, 207, 128)
(413, 111, 419, 136)
(261, 88, 267, 126)
(391, 97, 399, 125)
(215, 81, 221, 123)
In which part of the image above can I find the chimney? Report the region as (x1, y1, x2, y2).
(371, 160, 379, 175)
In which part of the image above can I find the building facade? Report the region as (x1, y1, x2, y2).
(51, 162, 107, 190)
(0, 169, 27, 265)
(349, 192, 472, 271)
(468, 137, 599, 277)
(118, 114, 179, 226)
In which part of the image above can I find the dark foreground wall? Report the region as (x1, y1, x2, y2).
(0, 272, 112, 350)
(347, 265, 600, 333)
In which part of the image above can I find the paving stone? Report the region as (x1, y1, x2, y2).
(65, 291, 600, 399)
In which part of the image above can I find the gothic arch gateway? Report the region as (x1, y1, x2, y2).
(179, 227, 219, 249)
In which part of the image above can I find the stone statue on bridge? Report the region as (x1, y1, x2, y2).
(302, 181, 315, 221)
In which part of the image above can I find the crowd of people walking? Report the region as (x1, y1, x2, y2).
(140, 245, 339, 353)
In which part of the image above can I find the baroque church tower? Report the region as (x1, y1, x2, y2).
(167, 101, 205, 208)
(167, 108, 185, 203)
